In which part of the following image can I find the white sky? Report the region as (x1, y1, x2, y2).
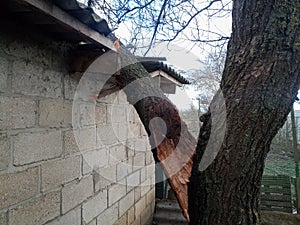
(80, 1, 299, 112)
(115, 11, 232, 110)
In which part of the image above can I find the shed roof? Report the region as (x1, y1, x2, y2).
(141, 61, 190, 85)
(53, 1, 189, 85)
(2, 0, 116, 51)
(3, 0, 189, 85)
(52, 0, 111, 36)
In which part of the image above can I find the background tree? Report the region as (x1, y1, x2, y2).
(89, 0, 300, 224)
(189, 47, 226, 113)
(85, 0, 231, 55)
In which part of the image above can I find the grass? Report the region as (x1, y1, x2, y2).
(264, 161, 296, 177)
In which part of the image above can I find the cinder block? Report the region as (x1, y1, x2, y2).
(132, 218, 141, 225)
(0, 56, 8, 92)
(109, 144, 126, 165)
(117, 124, 128, 142)
(119, 190, 134, 217)
(140, 203, 153, 225)
(75, 126, 97, 151)
(127, 171, 140, 192)
(73, 102, 95, 127)
(118, 90, 128, 104)
(126, 138, 135, 157)
(64, 73, 79, 100)
(51, 43, 73, 71)
(46, 207, 81, 225)
(87, 219, 97, 225)
(108, 182, 126, 206)
(128, 123, 141, 138)
(12, 60, 62, 98)
(3, 39, 27, 58)
(0, 133, 10, 170)
(0, 167, 38, 209)
(41, 156, 81, 191)
(39, 99, 72, 127)
(107, 105, 126, 123)
(63, 130, 80, 155)
(0, 96, 36, 129)
(95, 104, 106, 125)
(146, 188, 155, 205)
(141, 126, 148, 136)
(4, 39, 51, 68)
(131, 216, 140, 225)
(13, 131, 63, 165)
(94, 165, 116, 192)
(97, 124, 118, 147)
(97, 203, 118, 225)
(9, 191, 60, 225)
(127, 206, 135, 225)
(145, 151, 154, 166)
(82, 189, 107, 224)
(117, 162, 131, 181)
(146, 164, 155, 179)
(140, 167, 146, 183)
(134, 196, 146, 221)
(62, 175, 94, 213)
(82, 148, 108, 175)
(133, 153, 145, 168)
(97, 92, 118, 104)
(140, 179, 151, 197)
(126, 107, 134, 123)
(134, 186, 141, 203)
(126, 106, 139, 123)
(135, 138, 148, 153)
(117, 212, 127, 225)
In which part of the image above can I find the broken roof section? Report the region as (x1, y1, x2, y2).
(5, 0, 189, 86)
(52, 0, 190, 87)
(53, 0, 111, 36)
(3, 0, 116, 51)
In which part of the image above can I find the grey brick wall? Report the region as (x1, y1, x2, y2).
(0, 27, 155, 225)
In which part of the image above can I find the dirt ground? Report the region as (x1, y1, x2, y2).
(262, 211, 300, 225)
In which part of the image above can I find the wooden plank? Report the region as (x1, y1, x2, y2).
(262, 181, 290, 186)
(261, 206, 292, 213)
(261, 200, 292, 208)
(149, 70, 182, 86)
(260, 194, 291, 202)
(16, 0, 116, 51)
(262, 175, 290, 181)
(261, 187, 291, 195)
(295, 177, 300, 210)
(160, 82, 176, 94)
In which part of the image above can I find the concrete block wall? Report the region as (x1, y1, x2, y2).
(0, 27, 155, 225)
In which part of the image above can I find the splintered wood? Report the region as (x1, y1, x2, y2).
(148, 98, 197, 222)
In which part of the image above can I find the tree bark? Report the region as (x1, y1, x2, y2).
(189, 1, 300, 224)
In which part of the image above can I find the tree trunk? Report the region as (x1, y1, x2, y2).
(99, 44, 197, 220)
(189, 0, 300, 224)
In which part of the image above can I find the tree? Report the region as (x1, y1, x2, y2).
(189, 1, 300, 224)
(91, 0, 300, 224)
(86, 0, 231, 54)
(190, 47, 226, 113)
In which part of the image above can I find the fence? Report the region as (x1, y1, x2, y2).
(260, 175, 296, 213)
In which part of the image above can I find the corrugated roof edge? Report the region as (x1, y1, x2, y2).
(52, 0, 189, 85)
(141, 61, 190, 85)
(53, 0, 112, 36)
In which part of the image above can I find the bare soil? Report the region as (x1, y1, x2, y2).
(262, 211, 300, 225)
